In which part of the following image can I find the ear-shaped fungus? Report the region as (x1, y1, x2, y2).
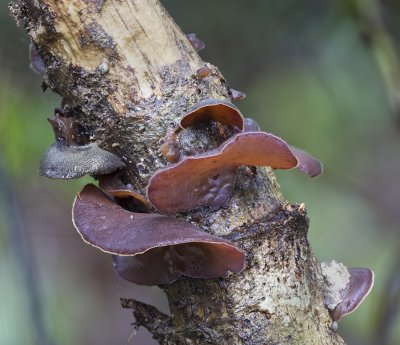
(40, 142, 125, 179)
(72, 184, 245, 285)
(331, 268, 374, 321)
(180, 99, 245, 131)
(243, 117, 321, 177)
(289, 146, 323, 178)
(148, 131, 321, 214)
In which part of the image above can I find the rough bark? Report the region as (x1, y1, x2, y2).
(10, 0, 345, 344)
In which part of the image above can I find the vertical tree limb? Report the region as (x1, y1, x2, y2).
(10, 0, 345, 343)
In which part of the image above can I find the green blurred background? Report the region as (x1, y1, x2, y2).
(1, 0, 400, 344)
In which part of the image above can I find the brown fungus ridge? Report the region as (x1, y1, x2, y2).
(98, 173, 151, 211)
(331, 268, 374, 322)
(148, 131, 300, 215)
(180, 99, 245, 131)
(243, 117, 322, 177)
(72, 184, 245, 286)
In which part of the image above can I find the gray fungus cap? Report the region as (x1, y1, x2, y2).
(40, 142, 125, 179)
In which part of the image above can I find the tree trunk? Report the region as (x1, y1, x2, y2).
(10, 0, 345, 344)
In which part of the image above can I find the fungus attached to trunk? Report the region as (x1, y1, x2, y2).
(148, 131, 321, 214)
(180, 99, 245, 131)
(330, 268, 374, 321)
(40, 142, 125, 179)
(230, 89, 246, 101)
(98, 174, 151, 211)
(48, 114, 89, 146)
(29, 42, 45, 76)
(72, 184, 245, 285)
(40, 112, 125, 179)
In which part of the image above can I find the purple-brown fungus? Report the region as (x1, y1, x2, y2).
(72, 184, 245, 285)
(180, 99, 245, 131)
(288, 146, 323, 178)
(148, 131, 322, 214)
(244, 118, 261, 132)
(230, 89, 246, 101)
(48, 113, 89, 146)
(331, 268, 374, 321)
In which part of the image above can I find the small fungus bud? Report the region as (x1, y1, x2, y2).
(29, 42, 45, 76)
(244, 118, 260, 132)
(196, 66, 211, 79)
(230, 89, 246, 101)
(72, 184, 245, 285)
(160, 128, 181, 163)
(48, 114, 89, 146)
(186, 33, 205, 52)
(180, 98, 245, 131)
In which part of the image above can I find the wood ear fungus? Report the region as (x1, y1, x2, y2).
(321, 261, 374, 322)
(40, 142, 125, 179)
(41, 111, 124, 179)
(148, 131, 300, 214)
(243, 117, 321, 177)
(180, 99, 245, 131)
(72, 184, 245, 285)
(330, 268, 374, 321)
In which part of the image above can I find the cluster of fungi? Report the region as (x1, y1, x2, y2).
(31, 33, 373, 324)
